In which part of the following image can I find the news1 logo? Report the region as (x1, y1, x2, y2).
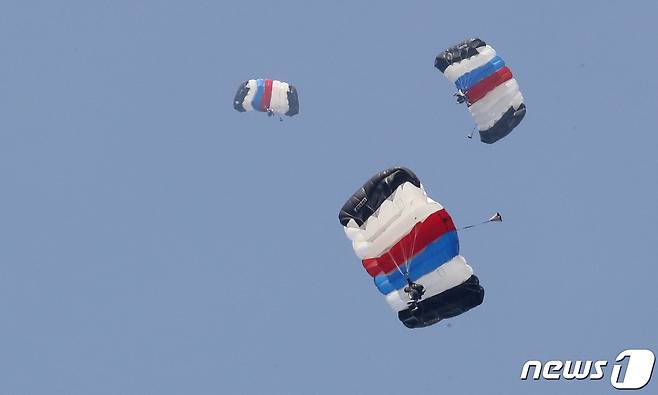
(520, 349, 655, 390)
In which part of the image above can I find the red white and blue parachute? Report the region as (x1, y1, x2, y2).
(339, 167, 484, 328)
(435, 38, 526, 144)
(233, 79, 299, 116)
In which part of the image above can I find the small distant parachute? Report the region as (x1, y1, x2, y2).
(233, 79, 299, 117)
(339, 167, 484, 328)
(435, 38, 526, 144)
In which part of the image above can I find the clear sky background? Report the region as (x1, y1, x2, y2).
(1, 1, 656, 394)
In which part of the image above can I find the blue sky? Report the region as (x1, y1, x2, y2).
(0, 1, 656, 394)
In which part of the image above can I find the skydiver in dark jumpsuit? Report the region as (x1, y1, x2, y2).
(404, 279, 425, 313)
(266, 108, 283, 121)
(454, 89, 468, 104)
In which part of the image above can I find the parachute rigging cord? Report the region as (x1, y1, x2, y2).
(385, 223, 420, 281)
(404, 225, 420, 278)
(459, 212, 502, 231)
(466, 126, 477, 139)
(386, 250, 407, 278)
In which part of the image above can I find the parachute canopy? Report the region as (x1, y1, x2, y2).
(233, 79, 299, 116)
(339, 167, 484, 328)
(435, 38, 526, 144)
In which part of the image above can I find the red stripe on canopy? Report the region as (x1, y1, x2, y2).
(261, 79, 273, 111)
(466, 66, 513, 104)
(362, 209, 456, 277)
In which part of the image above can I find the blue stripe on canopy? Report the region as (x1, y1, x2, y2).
(373, 231, 459, 295)
(455, 56, 505, 92)
(251, 79, 265, 111)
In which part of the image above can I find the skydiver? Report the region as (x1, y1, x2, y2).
(454, 89, 467, 104)
(266, 108, 274, 117)
(404, 279, 425, 313)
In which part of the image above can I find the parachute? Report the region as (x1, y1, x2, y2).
(233, 79, 299, 117)
(435, 38, 526, 144)
(339, 167, 484, 328)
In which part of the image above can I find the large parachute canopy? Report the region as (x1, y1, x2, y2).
(339, 167, 484, 328)
(435, 38, 526, 144)
(233, 79, 299, 116)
